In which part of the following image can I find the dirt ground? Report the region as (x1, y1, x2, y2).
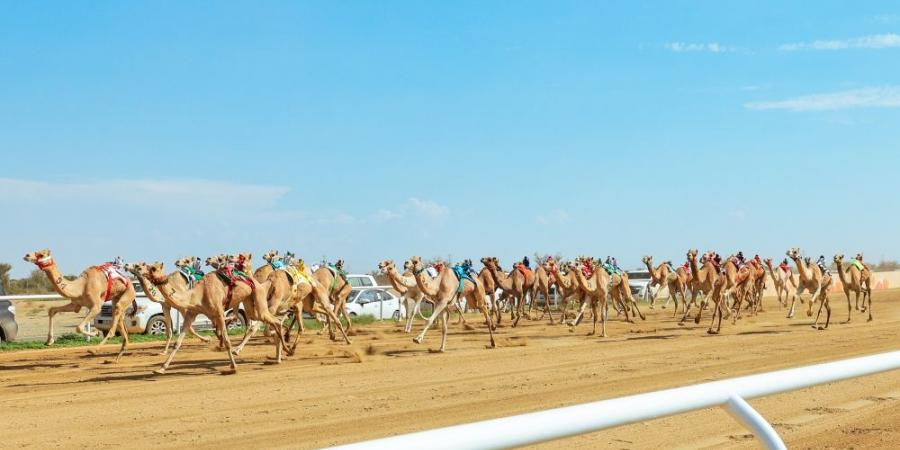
(2, 291, 899, 449)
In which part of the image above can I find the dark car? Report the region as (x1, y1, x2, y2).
(0, 283, 18, 342)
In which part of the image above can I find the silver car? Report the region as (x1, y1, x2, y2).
(0, 283, 17, 342)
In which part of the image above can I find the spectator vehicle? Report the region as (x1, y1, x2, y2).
(92, 281, 246, 336)
(626, 268, 660, 301)
(344, 287, 403, 320)
(0, 282, 17, 342)
(345, 274, 377, 288)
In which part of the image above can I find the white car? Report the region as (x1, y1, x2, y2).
(345, 274, 377, 288)
(626, 268, 668, 301)
(92, 281, 247, 335)
(344, 287, 403, 320)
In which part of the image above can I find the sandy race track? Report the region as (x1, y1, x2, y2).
(2, 291, 899, 449)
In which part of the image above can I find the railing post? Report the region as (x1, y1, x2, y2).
(722, 394, 786, 450)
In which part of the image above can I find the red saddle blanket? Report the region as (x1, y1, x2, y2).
(94, 263, 129, 300)
(516, 264, 533, 278)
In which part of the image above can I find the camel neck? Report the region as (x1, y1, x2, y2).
(40, 264, 83, 298)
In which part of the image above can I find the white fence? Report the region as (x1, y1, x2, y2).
(331, 350, 900, 450)
(0, 293, 147, 301)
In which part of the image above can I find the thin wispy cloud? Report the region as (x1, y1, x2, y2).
(0, 178, 290, 213)
(779, 33, 900, 51)
(745, 86, 900, 112)
(664, 42, 730, 53)
(871, 14, 900, 24)
(407, 197, 449, 218)
(535, 209, 570, 226)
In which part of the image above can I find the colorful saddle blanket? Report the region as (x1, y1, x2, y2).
(515, 264, 533, 278)
(95, 263, 130, 300)
(178, 266, 204, 288)
(601, 263, 622, 276)
(281, 264, 315, 288)
(216, 266, 254, 288)
(581, 264, 594, 278)
(452, 265, 477, 293)
(850, 260, 865, 272)
(270, 260, 285, 270)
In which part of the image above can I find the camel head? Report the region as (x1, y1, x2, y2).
(206, 254, 228, 269)
(124, 261, 147, 276)
(834, 254, 844, 264)
(262, 250, 279, 263)
(147, 262, 168, 285)
(641, 255, 652, 265)
(687, 249, 698, 261)
(24, 248, 53, 267)
(377, 260, 395, 273)
(406, 256, 425, 273)
(786, 248, 801, 260)
(174, 256, 195, 268)
(481, 257, 498, 271)
(764, 257, 773, 266)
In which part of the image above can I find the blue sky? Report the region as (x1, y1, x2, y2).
(2, 1, 899, 277)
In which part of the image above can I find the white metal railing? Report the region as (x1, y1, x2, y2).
(0, 293, 147, 301)
(330, 350, 900, 450)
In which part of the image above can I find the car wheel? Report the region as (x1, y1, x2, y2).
(392, 310, 401, 321)
(145, 315, 168, 335)
(349, 312, 357, 317)
(226, 311, 247, 332)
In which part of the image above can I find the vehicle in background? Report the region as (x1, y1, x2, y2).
(345, 274, 377, 288)
(92, 280, 246, 336)
(625, 268, 665, 301)
(0, 282, 18, 342)
(344, 287, 403, 320)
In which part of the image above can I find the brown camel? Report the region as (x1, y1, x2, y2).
(833, 254, 873, 322)
(379, 260, 428, 333)
(546, 259, 586, 325)
(641, 255, 671, 309)
(764, 258, 796, 308)
(146, 256, 286, 374)
(721, 255, 755, 323)
(307, 261, 355, 341)
(24, 249, 137, 360)
(406, 256, 495, 351)
(679, 249, 727, 334)
(566, 259, 610, 336)
(785, 248, 833, 329)
(528, 260, 556, 324)
(125, 260, 209, 355)
(484, 257, 533, 327)
(253, 249, 280, 281)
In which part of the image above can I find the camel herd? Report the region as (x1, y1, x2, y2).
(21, 247, 875, 374)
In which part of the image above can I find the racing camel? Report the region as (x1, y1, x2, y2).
(24, 249, 137, 361)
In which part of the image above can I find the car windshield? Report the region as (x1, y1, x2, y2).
(347, 290, 361, 303)
(628, 272, 651, 280)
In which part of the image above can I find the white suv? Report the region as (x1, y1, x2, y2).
(92, 281, 247, 335)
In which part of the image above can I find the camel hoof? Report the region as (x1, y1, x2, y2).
(153, 368, 167, 375)
(806, 311, 812, 317)
(694, 317, 701, 324)
(44, 340, 54, 346)
(707, 329, 717, 335)
(677, 321, 685, 327)
(817, 326, 826, 331)
(867, 317, 873, 322)
(220, 368, 237, 375)
(413, 336, 423, 344)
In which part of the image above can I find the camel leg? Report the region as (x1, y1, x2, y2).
(72, 303, 100, 339)
(786, 286, 803, 318)
(682, 291, 699, 325)
(155, 313, 197, 374)
(588, 299, 598, 336)
(812, 295, 827, 329)
(318, 295, 351, 344)
(846, 290, 854, 323)
(414, 295, 453, 345)
(438, 309, 450, 352)
(478, 303, 496, 347)
(46, 302, 82, 345)
(454, 296, 468, 326)
(212, 310, 238, 373)
(232, 321, 261, 355)
(571, 298, 590, 327)
(159, 305, 174, 355)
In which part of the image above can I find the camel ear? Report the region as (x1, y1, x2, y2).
(42, 248, 51, 255)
